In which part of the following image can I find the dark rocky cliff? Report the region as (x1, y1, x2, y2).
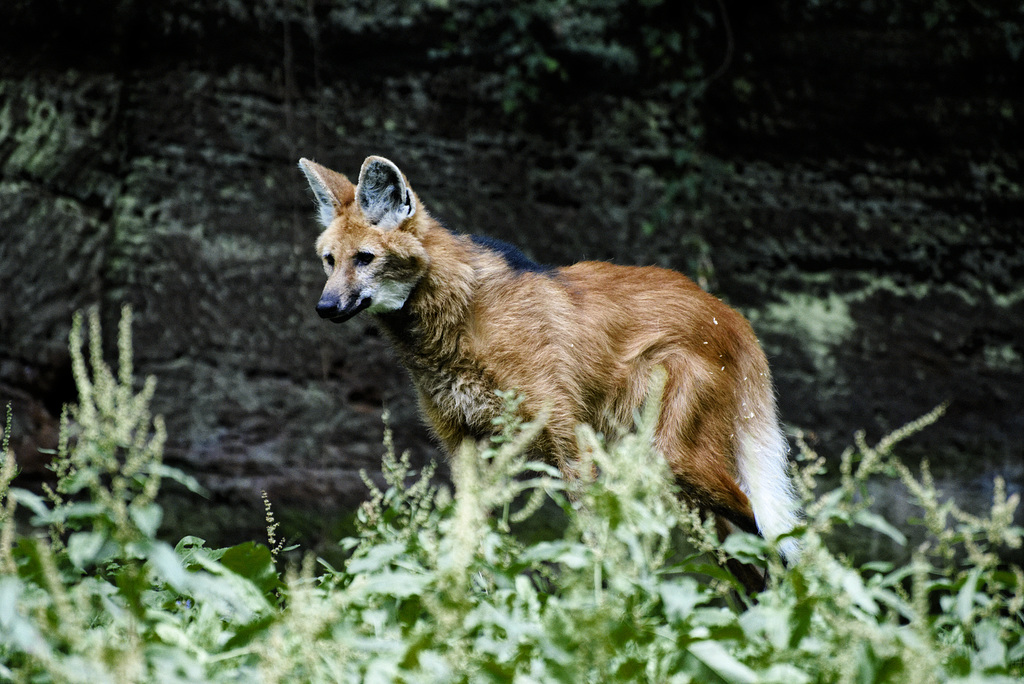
(2, 2, 1021, 552)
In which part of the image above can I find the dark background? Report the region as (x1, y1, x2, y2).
(2, 1, 1021, 556)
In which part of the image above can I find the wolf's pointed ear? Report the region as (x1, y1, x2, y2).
(298, 158, 355, 227)
(356, 156, 417, 229)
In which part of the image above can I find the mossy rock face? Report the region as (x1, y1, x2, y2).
(1, 4, 1021, 552)
(0, 74, 121, 360)
(703, 157, 1024, 465)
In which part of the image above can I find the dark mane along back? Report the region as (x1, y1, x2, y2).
(469, 234, 550, 274)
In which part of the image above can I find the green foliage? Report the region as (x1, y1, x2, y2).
(779, 0, 1024, 61)
(426, 0, 721, 115)
(1, 312, 1022, 682)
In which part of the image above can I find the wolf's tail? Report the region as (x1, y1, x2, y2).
(735, 407, 802, 561)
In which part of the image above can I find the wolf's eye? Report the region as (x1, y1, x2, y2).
(323, 253, 335, 268)
(354, 251, 375, 266)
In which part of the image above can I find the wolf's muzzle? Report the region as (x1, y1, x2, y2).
(316, 292, 372, 323)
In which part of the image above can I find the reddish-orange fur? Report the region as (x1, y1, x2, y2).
(299, 156, 800, 589)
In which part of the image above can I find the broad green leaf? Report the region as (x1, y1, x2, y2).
(972, 622, 1008, 673)
(347, 541, 408, 574)
(519, 540, 591, 569)
(956, 566, 982, 625)
(659, 577, 703, 622)
(66, 531, 110, 569)
(739, 605, 791, 650)
(0, 577, 49, 656)
(154, 463, 206, 495)
(841, 568, 879, 615)
(148, 541, 190, 589)
(721, 531, 768, 564)
(9, 488, 50, 518)
(129, 502, 162, 538)
(789, 602, 814, 649)
(353, 570, 432, 599)
(852, 509, 907, 545)
(762, 663, 811, 684)
(688, 640, 758, 683)
(220, 542, 282, 596)
(148, 541, 270, 621)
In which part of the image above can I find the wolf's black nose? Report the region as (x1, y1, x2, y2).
(316, 294, 340, 319)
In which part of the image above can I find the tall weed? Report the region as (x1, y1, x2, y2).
(1, 310, 1021, 682)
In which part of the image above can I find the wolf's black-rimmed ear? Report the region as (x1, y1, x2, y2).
(357, 156, 416, 229)
(298, 158, 355, 227)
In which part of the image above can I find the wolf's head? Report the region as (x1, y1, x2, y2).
(299, 156, 430, 323)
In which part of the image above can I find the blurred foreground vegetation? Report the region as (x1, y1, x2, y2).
(1, 308, 1022, 682)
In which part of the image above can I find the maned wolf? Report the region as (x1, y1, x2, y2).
(299, 155, 800, 588)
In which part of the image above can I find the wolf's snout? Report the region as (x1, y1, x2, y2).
(316, 292, 372, 323)
(316, 293, 341, 319)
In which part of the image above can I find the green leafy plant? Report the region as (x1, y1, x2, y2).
(427, 0, 723, 116)
(1, 309, 1021, 682)
(0, 308, 277, 682)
